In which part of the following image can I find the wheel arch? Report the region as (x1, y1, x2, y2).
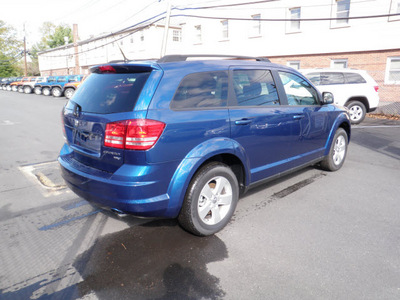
(345, 96, 369, 112)
(164, 138, 249, 218)
(51, 85, 63, 90)
(324, 112, 351, 155)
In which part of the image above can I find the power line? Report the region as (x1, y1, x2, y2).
(39, 17, 166, 58)
(0, 51, 24, 64)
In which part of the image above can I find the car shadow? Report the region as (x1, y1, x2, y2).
(71, 218, 228, 300)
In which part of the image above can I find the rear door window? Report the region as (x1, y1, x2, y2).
(171, 71, 228, 109)
(321, 72, 345, 85)
(68, 72, 151, 114)
(232, 69, 279, 106)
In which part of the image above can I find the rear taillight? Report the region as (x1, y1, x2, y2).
(374, 86, 379, 92)
(105, 119, 165, 150)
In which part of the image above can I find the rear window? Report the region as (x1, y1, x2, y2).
(67, 72, 151, 114)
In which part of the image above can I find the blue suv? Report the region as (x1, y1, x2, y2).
(59, 55, 350, 236)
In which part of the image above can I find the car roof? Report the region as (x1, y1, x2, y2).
(92, 57, 298, 75)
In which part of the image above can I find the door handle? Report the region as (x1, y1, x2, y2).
(293, 114, 305, 120)
(235, 119, 252, 125)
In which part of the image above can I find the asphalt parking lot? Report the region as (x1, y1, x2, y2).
(1, 91, 400, 300)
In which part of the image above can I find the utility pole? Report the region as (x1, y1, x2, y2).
(23, 23, 27, 76)
(73, 24, 80, 74)
(160, 0, 172, 58)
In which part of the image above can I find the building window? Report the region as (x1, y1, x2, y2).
(173, 30, 182, 42)
(140, 32, 144, 42)
(130, 37, 134, 43)
(385, 57, 400, 84)
(289, 7, 301, 31)
(195, 25, 202, 43)
(331, 59, 348, 69)
(287, 61, 301, 69)
(336, 0, 350, 25)
(388, 0, 400, 21)
(250, 14, 261, 37)
(221, 20, 229, 40)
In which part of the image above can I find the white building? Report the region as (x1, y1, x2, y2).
(38, 0, 400, 101)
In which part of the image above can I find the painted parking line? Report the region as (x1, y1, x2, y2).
(353, 125, 400, 129)
(19, 161, 67, 197)
(38, 209, 103, 231)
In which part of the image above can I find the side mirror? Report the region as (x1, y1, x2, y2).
(321, 92, 334, 104)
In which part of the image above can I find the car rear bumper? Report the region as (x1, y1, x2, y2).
(59, 153, 174, 218)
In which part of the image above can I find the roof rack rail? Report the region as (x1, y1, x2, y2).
(158, 54, 270, 63)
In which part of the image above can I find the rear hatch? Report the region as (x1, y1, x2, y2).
(62, 64, 156, 173)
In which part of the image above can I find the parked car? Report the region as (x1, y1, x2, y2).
(51, 75, 84, 97)
(34, 76, 55, 95)
(22, 76, 47, 94)
(63, 75, 87, 99)
(10, 77, 31, 92)
(300, 68, 379, 124)
(59, 55, 351, 236)
(3, 77, 21, 91)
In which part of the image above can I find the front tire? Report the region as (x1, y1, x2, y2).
(52, 87, 62, 97)
(320, 128, 348, 171)
(178, 162, 239, 236)
(347, 101, 366, 124)
(64, 88, 75, 99)
(42, 87, 51, 96)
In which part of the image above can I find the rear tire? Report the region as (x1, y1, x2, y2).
(34, 87, 42, 95)
(178, 162, 239, 236)
(320, 128, 348, 171)
(347, 101, 366, 124)
(24, 86, 32, 94)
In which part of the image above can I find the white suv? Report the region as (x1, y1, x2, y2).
(300, 69, 379, 124)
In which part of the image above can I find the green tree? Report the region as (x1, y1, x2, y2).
(46, 24, 73, 48)
(0, 20, 23, 76)
(29, 22, 72, 75)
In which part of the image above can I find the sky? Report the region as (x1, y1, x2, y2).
(0, 0, 173, 48)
